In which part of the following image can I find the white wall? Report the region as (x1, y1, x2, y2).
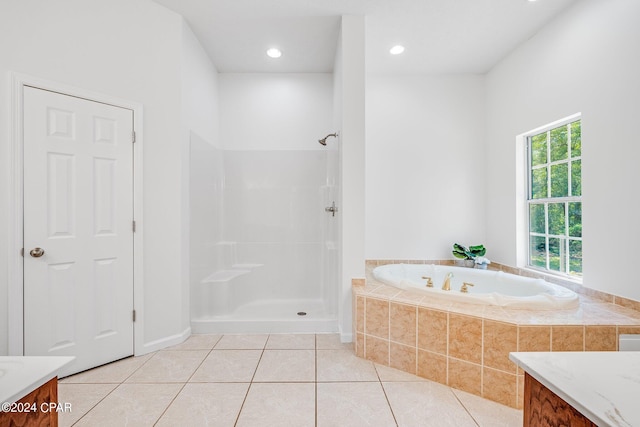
(485, 0, 640, 300)
(180, 22, 220, 332)
(365, 75, 486, 260)
(219, 74, 333, 151)
(0, 0, 217, 354)
(339, 16, 366, 340)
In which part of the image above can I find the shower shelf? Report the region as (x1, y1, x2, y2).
(231, 263, 264, 269)
(201, 264, 263, 284)
(201, 269, 250, 284)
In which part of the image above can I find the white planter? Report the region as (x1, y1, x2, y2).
(455, 259, 475, 268)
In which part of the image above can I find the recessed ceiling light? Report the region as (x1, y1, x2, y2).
(266, 48, 282, 58)
(390, 45, 405, 55)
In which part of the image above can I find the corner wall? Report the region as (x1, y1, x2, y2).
(365, 75, 486, 260)
(485, 0, 640, 300)
(339, 15, 366, 340)
(180, 21, 221, 334)
(0, 0, 202, 355)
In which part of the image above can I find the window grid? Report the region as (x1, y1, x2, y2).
(527, 119, 582, 278)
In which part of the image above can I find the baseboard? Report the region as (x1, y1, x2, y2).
(339, 327, 353, 343)
(137, 327, 191, 355)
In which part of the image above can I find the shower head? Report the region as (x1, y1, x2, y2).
(318, 132, 339, 146)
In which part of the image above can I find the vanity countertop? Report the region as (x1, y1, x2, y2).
(0, 356, 74, 404)
(510, 351, 640, 427)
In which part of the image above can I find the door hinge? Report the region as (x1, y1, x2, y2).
(132, 310, 136, 322)
(132, 220, 136, 233)
(132, 131, 136, 143)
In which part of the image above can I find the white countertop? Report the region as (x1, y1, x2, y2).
(0, 356, 74, 404)
(510, 351, 640, 427)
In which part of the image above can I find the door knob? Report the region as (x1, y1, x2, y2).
(29, 247, 45, 258)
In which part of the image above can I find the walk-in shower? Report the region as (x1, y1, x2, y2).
(189, 131, 340, 334)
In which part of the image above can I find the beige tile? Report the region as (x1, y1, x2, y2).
(125, 350, 208, 383)
(366, 298, 390, 339)
(355, 332, 365, 357)
(236, 383, 315, 427)
(615, 295, 640, 312)
(190, 350, 262, 382)
(390, 342, 417, 375)
(482, 367, 518, 408)
(215, 334, 269, 349)
(452, 388, 524, 427)
(448, 358, 482, 396)
(551, 326, 584, 351)
(317, 333, 352, 350)
(418, 308, 448, 354)
(57, 383, 117, 427)
(74, 383, 181, 426)
(618, 325, 640, 335)
(165, 334, 222, 350)
(417, 350, 447, 385)
(383, 381, 477, 427)
(518, 326, 551, 352)
(517, 375, 525, 410)
(266, 333, 315, 349)
(449, 314, 482, 364)
(356, 296, 365, 333)
(317, 349, 378, 382)
(585, 326, 617, 351)
(483, 320, 518, 373)
(253, 350, 315, 382)
(390, 303, 417, 346)
(317, 382, 396, 427)
(352, 278, 366, 287)
(375, 364, 427, 382)
(60, 354, 153, 383)
(155, 383, 248, 427)
(365, 335, 389, 366)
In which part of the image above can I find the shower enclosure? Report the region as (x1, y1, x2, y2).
(189, 78, 340, 333)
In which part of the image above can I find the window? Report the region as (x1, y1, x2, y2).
(527, 119, 582, 277)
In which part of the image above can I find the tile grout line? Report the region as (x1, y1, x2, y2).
(375, 362, 399, 427)
(152, 336, 222, 426)
(233, 334, 269, 427)
(450, 388, 481, 427)
(70, 351, 159, 426)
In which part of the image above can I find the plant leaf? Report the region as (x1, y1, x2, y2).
(469, 245, 486, 257)
(452, 250, 468, 259)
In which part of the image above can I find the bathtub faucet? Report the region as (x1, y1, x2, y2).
(442, 272, 453, 291)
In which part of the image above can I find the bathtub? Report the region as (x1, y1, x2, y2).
(372, 264, 579, 310)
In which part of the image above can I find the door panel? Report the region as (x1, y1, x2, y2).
(23, 86, 134, 377)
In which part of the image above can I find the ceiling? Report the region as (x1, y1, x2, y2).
(152, 0, 578, 74)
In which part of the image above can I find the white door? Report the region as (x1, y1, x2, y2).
(23, 86, 134, 377)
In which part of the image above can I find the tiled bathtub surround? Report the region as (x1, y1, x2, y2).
(354, 261, 640, 408)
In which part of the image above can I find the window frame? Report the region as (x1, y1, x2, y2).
(525, 116, 582, 279)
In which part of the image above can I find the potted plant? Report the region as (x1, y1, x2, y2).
(452, 243, 486, 268)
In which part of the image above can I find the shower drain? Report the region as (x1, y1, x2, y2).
(297, 311, 307, 316)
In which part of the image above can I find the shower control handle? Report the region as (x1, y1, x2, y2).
(325, 201, 338, 217)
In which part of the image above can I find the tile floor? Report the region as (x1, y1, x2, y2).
(58, 334, 522, 426)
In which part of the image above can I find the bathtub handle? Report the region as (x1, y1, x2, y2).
(421, 276, 433, 287)
(460, 282, 475, 293)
